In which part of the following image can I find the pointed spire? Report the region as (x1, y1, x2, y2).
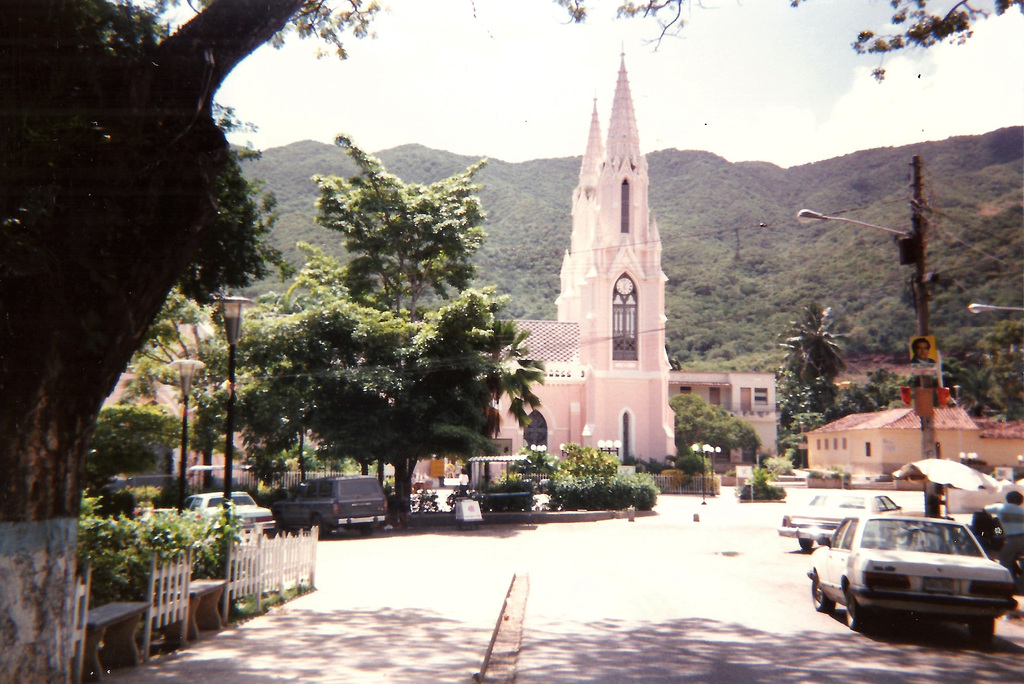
(579, 98, 604, 187)
(606, 53, 640, 164)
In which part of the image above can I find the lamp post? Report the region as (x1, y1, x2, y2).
(169, 359, 204, 512)
(220, 296, 252, 509)
(692, 443, 719, 504)
(799, 157, 939, 506)
(597, 440, 621, 458)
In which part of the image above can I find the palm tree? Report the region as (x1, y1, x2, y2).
(780, 303, 846, 383)
(483, 320, 545, 438)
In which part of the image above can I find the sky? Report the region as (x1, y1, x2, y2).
(211, 0, 1024, 168)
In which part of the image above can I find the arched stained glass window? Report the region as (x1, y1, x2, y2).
(620, 179, 630, 233)
(612, 275, 637, 360)
(621, 412, 631, 461)
(523, 411, 548, 448)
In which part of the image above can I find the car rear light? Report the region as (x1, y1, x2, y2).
(333, 503, 339, 516)
(970, 580, 1015, 597)
(864, 571, 910, 591)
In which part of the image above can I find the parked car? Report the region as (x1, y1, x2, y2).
(779, 493, 902, 552)
(808, 515, 1018, 644)
(272, 476, 387, 537)
(184, 492, 276, 531)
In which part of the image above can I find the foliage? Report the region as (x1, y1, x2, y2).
(737, 467, 787, 501)
(85, 404, 179, 491)
(77, 505, 239, 606)
(313, 136, 487, 321)
(673, 452, 704, 477)
(511, 447, 558, 478)
(480, 473, 535, 512)
(780, 303, 846, 384)
(763, 455, 795, 477)
(669, 394, 761, 455)
(483, 320, 545, 438)
(548, 473, 659, 511)
(556, 443, 620, 479)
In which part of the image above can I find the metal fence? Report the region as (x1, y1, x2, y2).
(652, 474, 720, 497)
(223, 527, 318, 618)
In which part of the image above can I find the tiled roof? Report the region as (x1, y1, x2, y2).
(975, 419, 1024, 440)
(808, 407, 979, 434)
(515, 320, 580, 363)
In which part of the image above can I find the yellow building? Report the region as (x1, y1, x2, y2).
(806, 408, 1024, 477)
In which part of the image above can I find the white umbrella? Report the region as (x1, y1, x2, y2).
(892, 458, 1001, 491)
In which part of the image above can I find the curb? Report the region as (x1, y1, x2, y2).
(406, 508, 657, 529)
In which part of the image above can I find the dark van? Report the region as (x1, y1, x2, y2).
(272, 476, 387, 536)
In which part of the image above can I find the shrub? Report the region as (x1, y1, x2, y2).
(763, 455, 795, 477)
(674, 451, 705, 476)
(78, 503, 239, 605)
(481, 473, 534, 512)
(735, 466, 786, 501)
(557, 443, 619, 479)
(548, 472, 658, 511)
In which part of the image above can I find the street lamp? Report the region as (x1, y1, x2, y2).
(220, 296, 252, 509)
(692, 443, 719, 505)
(169, 359, 204, 512)
(796, 209, 912, 237)
(968, 302, 1024, 314)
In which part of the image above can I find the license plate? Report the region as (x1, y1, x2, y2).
(923, 577, 955, 593)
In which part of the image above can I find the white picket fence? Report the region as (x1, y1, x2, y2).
(222, 528, 318, 618)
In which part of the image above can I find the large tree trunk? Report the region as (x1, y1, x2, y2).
(0, 1, 305, 678)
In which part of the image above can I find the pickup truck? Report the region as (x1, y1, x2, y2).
(272, 476, 387, 536)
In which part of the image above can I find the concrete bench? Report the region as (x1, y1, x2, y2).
(83, 601, 149, 681)
(187, 579, 227, 640)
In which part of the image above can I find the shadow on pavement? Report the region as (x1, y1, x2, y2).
(105, 607, 488, 684)
(517, 616, 1024, 683)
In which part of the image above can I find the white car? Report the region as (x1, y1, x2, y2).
(808, 515, 1018, 644)
(779, 493, 902, 552)
(185, 492, 276, 531)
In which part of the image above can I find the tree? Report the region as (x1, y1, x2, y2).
(84, 404, 179, 492)
(668, 393, 761, 455)
(0, 1, 385, 676)
(780, 303, 846, 385)
(483, 320, 545, 438)
(314, 136, 487, 322)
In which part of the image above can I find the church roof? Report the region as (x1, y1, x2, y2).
(808, 407, 979, 434)
(515, 320, 580, 363)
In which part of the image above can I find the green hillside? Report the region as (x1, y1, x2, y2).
(241, 127, 1023, 372)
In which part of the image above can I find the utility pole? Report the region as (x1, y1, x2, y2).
(906, 155, 941, 515)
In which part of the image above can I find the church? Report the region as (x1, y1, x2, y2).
(495, 57, 778, 469)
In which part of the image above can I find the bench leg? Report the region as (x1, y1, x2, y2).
(193, 589, 225, 635)
(97, 615, 142, 671)
(82, 628, 105, 682)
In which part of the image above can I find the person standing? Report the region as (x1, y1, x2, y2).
(986, 490, 1024, 577)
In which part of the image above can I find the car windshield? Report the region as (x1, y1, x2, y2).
(860, 519, 984, 557)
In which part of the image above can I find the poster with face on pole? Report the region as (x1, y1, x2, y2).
(908, 335, 941, 375)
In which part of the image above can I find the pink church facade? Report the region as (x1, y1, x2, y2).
(496, 57, 676, 463)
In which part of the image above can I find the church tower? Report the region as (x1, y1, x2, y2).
(554, 55, 674, 461)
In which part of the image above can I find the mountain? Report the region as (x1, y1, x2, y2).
(241, 127, 1023, 372)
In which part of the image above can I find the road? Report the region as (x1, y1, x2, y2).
(109, 488, 1024, 683)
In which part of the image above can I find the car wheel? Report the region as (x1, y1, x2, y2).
(968, 618, 995, 646)
(810, 571, 835, 614)
(798, 538, 814, 552)
(845, 586, 873, 633)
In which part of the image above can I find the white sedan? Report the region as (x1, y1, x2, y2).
(185, 492, 276, 531)
(808, 515, 1018, 644)
(778, 493, 903, 552)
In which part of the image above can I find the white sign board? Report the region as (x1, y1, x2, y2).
(455, 499, 483, 523)
(735, 466, 753, 480)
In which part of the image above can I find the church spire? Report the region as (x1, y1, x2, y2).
(579, 98, 604, 187)
(606, 53, 640, 165)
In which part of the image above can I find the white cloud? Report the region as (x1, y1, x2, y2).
(216, 1, 1024, 167)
